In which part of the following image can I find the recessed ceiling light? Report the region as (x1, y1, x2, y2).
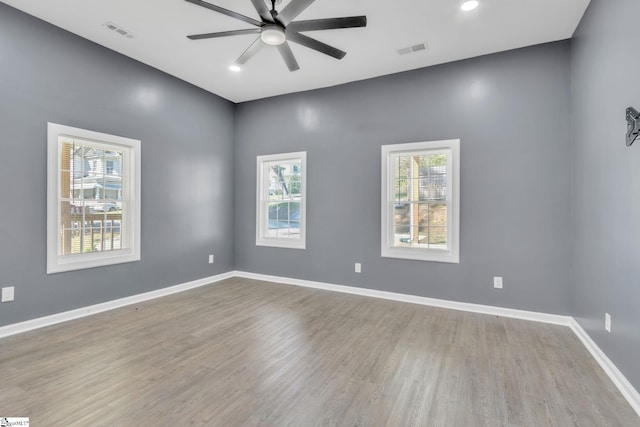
(461, 1, 479, 11)
(229, 64, 241, 72)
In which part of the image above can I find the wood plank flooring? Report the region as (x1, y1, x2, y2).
(0, 278, 637, 426)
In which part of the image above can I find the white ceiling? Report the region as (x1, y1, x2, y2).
(2, 0, 590, 103)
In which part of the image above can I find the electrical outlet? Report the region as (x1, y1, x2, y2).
(208, 254, 214, 264)
(605, 313, 611, 333)
(355, 263, 362, 273)
(493, 276, 503, 289)
(1, 286, 15, 302)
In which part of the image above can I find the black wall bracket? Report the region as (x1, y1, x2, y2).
(626, 107, 640, 146)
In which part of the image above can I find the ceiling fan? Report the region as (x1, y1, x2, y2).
(184, 0, 367, 71)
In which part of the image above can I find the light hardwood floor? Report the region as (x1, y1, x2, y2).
(0, 278, 637, 426)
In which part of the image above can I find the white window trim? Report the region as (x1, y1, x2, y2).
(47, 123, 141, 274)
(381, 139, 460, 263)
(256, 151, 307, 249)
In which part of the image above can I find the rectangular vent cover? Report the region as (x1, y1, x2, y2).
(397, 43, 428, 56)
(103, 22, 135, 39)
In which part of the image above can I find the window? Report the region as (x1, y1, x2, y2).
(256, 152, 306, 249)
(47, 123, 141, 273)
(381, 139, 460, 263)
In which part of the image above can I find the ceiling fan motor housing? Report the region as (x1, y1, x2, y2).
(261, 24, 286, 45)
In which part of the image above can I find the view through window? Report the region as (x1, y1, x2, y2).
(61, 140, 125, 255)
(381, 140, 459, 263)
(391, 151, 448, 250)
(256, 152, 306, 249)
(47, 123, 140, 273)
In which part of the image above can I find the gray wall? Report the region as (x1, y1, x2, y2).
(2, 0, 637, 396)
(235, 41, 573, 314)
(0, 3, 235, 327)
(570, 0, 640, 390)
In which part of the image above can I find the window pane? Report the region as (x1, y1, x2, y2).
(268, 202, 279, 222)
(429, 203, 447, 227)
(267, 201, 300, 240)
(265, 160, 302, 240)
(61, 204, 84, 255)
(427, 227, 447, 246)
(267, 161, 301, 201)
(395, 179, 408, 201)
(60, 140, 125, 253)
(382, 140, 458, 262)
(392, 153, 449, 203)
(412, 203, 448, 249)
(394, 226, 411, 246)
(257, 152, 306, 249)
(391, 152, 450, 249)
(417, 154, 447, 201)
(393, 203, 410, 229)
(418, 203, 429, 226)
(395, 155, 411, 178)
(394, 155, 411, 201)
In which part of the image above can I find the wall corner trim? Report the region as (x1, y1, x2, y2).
(0, 271, 236, 339)
(569, 318, 640, 417)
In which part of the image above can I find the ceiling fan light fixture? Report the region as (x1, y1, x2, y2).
(461, 1, 479, 11)
(261, 25, 286, 46)
(229, 64, 242, 72)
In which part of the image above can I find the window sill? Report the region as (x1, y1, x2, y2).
(47, 250, 140, 274)
(381, 247, 459, 263)
(256, 238, 306, 250)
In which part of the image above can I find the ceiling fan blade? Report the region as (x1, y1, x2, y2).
(277, 42, 300, 72)
(250, 0, 274, 23)
(287, 32, 346, 60)
(276, 0, 316, 26)
(184, 0, 263, 27)
(236, 37, 265, 65)
(187, 28, 261, 40)
(287, 16, 367, 32)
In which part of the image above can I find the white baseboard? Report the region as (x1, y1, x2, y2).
(236, 271, 640, 417)
(234, 271, 572, 326)
(1, 269, 638, 418)
(570, 319, 640, 417)
(0, 271, 235, 339)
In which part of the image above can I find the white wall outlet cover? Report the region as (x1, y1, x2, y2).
(1, 286, 15, 302)
(355, 263, 362, 273)
(209, 254, 214, 264)
(493, 276, 503, 289)
(605, 313, 611, 333)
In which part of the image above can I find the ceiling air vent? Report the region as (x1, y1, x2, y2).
(397, 43, 428, 56)
(103, 22, 135, 39)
